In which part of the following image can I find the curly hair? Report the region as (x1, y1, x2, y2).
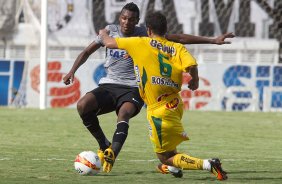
(121, 2, 140, 18)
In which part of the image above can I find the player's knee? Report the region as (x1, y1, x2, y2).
(77, 93, 98, 116)
(118, 104, 137, 119)
(76, 99, 86, 116)
(118, 110, 132, 120)
(78, 107, 99, 127)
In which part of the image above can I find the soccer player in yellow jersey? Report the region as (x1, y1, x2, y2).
(99, 12, 227, 180)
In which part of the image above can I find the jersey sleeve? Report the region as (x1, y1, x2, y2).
(115, 37, 140, 55)
(94, 25, 119, 46)
(93, 35, 103, 46)
(179, 46, 198, 72)
(93, 25, 111, 45)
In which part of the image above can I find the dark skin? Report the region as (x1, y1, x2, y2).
(64, 9, 234, 85)
(119, 9, 139, 35)
(64, 10, 142, 123)
(63, 9, 234, 155)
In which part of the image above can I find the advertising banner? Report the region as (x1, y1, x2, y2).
(1, 59, 281, 111)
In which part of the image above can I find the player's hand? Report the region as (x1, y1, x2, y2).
(188, 77, 199, 91)
(99, 29, 110, 36)
(63, 71, 74, 85)
(212, 32, 235, 45)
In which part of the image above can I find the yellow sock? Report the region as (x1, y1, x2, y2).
(173, 153, 203, 170)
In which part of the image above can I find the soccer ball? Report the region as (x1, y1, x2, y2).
(74, 151, 101, 175)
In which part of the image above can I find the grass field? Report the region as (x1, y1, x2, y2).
(0, 108, 282, 184)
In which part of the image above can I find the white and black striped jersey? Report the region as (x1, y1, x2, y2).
(94, 24, 147, 87)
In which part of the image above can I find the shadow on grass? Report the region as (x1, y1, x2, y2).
(202, 170, 282, 182)
(97, 170, 282, 182)
(96, 171, 155, 176)
(230, 170, 282, 174)
(123, 171, 156, 175)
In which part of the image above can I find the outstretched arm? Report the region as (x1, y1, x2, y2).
(186, 65, 199, 91)
(99, 29, 118, 49)
(166, 32, 235, 45)
(63, 41, 101, 85)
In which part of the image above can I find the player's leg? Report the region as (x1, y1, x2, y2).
(149, 97, 227, 180)
(155, 150, 183, 178)
(103, 102, 138, 172)
(111, 102, 136, 157)
(103, 85, 143, 172)
(157, 151, 203, 170)
(157, 152, 227, 180)
(147, 98, 185, 177)
(77, 87, 115, 152)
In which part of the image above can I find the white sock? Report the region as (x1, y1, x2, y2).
(203, 159, 211, 171)
(168, 166, 181, 173)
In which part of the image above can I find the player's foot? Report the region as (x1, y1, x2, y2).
(157, 164, 183, 178)
(209, 158, 228, 180)
(97, 149, 104, 165)
(103, 148, 115, 173)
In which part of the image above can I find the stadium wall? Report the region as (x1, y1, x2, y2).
(0, 0, 281, 111)
(1, 59, 281, 112)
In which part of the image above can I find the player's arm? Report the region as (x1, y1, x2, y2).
(99, 29, 118, 49)
(63, 41, 101, 85)
(165, 32, 235, 45)
(186, 65, 199, 91)
(180, 46, 199, 90)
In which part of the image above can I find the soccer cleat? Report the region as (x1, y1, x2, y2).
(209, 158, 228, 180)
(103, 148, 115, 173)
(157, 164, 183, 178)
(157, 163, 169, 174)
(97, 149, 104, 165)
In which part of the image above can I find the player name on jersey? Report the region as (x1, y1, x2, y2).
(151, 76, 179, 88)
(150, 40, 175, 55)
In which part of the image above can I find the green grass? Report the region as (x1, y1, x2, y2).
(0, 108, 282, 184)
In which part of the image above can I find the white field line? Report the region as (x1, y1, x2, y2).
(0, 158, 282, 162)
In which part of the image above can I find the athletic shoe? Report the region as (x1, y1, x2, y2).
(157, 164, 183, 178)
(97, 149, 104, 165)
(209, 158, 228, 180)
(103, 148, 115, 173)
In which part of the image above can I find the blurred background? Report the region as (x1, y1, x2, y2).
(0, 0, 281, 112)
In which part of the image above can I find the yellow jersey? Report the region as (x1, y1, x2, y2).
(115, 36, 197, 107)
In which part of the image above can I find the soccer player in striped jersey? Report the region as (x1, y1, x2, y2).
(63, 2, 234, 175)
(99, 11, 228, 180)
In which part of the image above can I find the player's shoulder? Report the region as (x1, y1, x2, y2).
(169, 40, 186, 50)
(105, 24, 119, 33)
(132, 25, 147, 36)
(125, 36, 144, 43)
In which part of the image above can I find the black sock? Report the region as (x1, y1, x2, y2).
(111, 121, 129, 157)
(80, 110, 111, 151)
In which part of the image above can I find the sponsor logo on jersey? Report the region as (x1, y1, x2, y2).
(134, 65, 141, 82)
(151, 76, 179, 88)
(157, 93, 180, 109)
(166, 97, 180, 109)
(132, 98, 139, 104)
(150, 39, 175, 55)
(108, 49, 128, 59)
